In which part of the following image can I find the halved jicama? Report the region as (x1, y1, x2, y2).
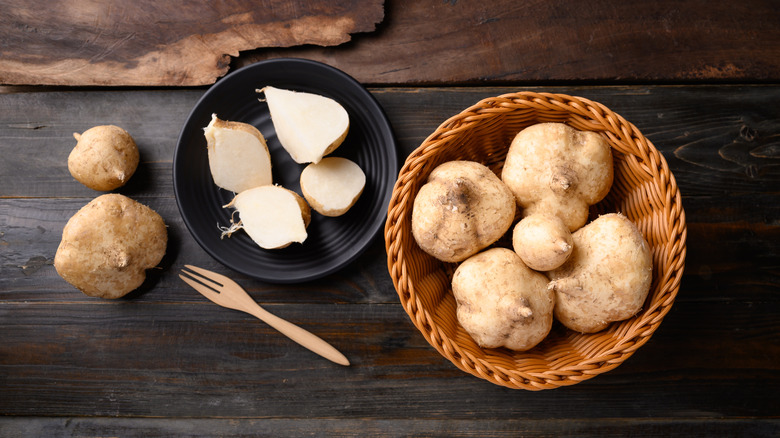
(204, 114, 272, 193)
(221, 185, 311, 250)
(300, 157, 366, 217)
(260, 86, 349, 164)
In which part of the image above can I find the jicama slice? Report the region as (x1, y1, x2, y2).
(260, 86, 349, 164)
(204, 114, 272, 193)
(221, 185, 311, 250)
(300, 157, 365, 217)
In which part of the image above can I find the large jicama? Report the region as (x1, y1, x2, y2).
(411, 160, 516, 263)
(501, 122, 613, 232)
(204, 114, 272, 193)
(54, 194, 168, 299)
(260, 86, 349, 164)
(452, 248, 554, 351)
(221, 185, 311, 250)
(547, 213, 653, 333)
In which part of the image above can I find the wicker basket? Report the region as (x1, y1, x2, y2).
(384, 91, 687, 390)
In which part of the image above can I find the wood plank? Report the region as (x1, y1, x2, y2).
(0, 0, 384, 86)
(2, 0, 778, 86)
(0, 89, 200, 198)
(1, 417, 778, 437)
(0, 198, 397, 304)
(4, 194, 776, 303)
(239, 0, 780, 84)
(1, 85, 779, 198)
(0, 300, 777, 418)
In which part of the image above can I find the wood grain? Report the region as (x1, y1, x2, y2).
(0, 417, 778, 438)
(0, 86, 778, 436)
(2, 0, 778, 87)
(0, 0, 384, 86)
(239, 0, 780, 84)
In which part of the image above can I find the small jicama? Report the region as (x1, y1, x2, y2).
(300, 157, 365, 217)
(221, 185, 311, 249)
(204, 114, 272, 193)
(512, 213, 573, 271)
(259, 86, 349, 164)
(68, 125, 139, 191)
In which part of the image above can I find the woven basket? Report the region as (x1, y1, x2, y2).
(384, 91, 687, 390)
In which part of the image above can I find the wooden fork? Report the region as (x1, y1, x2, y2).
(180, 265, 350, 366)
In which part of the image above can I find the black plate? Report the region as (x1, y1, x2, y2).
(173, 58, 397, 283)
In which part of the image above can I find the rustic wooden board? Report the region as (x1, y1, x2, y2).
(240, 0, 780, 84)
(0, 86, 778, 436)
(1, 417, 777, 437)
(3, 0, 778, 87)
(0, 0, 384, 86)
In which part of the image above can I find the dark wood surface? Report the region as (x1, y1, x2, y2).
(1, 85, 778, 436)
(1, 1, 779, 436)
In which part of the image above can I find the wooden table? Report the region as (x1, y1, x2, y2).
(1, 1, 778, 436)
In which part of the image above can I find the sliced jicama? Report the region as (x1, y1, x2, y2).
(300, 157, 366, 217)
(221, 185, 311, 249)
(260, 86, 349, 164)
(204, 114, 272, 193)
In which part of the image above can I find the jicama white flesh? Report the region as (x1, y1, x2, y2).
(204, 114, 272, 193)
(221, 185, 311, 249)
(260, 86, 349, 164)
(300, 157, 366, 217)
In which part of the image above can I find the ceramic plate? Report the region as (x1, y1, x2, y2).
(174, 58, 397, 283)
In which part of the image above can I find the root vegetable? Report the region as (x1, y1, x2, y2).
(204, 114, 272, 193)
(300, 157, 365, 217)
(411, 160, 516, 263)
(54, 194, 167, 299)
(221, 185, 311, 250)
(501, 122, 613, 231)
(452, 248, 554, 351)
(512, 213, 573, 271)
(547, 213, 653, 333)
(259, 86, 349, 164)
(68, 125, 139, 191)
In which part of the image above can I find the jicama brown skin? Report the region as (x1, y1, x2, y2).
(452, 248, 554, 351)
(54, 194, 167, 299)
(547, 213, 653, 333)
(411, 160, 516, 263)
(512, 213, 573, 271)
(68, 125, 139, 191)
(501, 122, 613, 232)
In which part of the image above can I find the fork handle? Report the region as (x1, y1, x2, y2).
(245, 304, 350, 366)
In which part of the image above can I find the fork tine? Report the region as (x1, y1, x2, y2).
(181, 266, 224, 291)
(179, 273, 219, 299)
(184, 264, 236, 288)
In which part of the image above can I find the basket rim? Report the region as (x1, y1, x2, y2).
(384, 91, 687, 391)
